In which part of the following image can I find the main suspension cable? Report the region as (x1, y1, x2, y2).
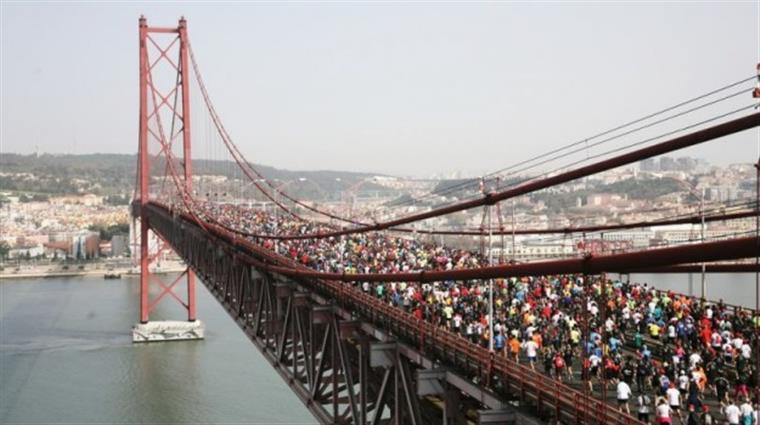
(187, 36, 757, 231)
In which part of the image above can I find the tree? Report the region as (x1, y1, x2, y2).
(0, 241, 10, 261)
(88, 223, 130, 241)
(104, 194, 130, 206)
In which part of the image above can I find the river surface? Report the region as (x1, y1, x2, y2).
(1, 272, 757, 424)
(0, 274, 315, 424)
(624, 272, 758, 308)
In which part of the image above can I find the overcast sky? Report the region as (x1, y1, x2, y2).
(2, 2, 759, 178)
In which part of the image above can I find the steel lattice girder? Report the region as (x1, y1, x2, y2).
(152, 210, 429, 424)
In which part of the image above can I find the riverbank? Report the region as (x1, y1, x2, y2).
(0, 260, 187, 280)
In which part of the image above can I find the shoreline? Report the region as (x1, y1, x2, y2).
(0, 270, 133, 280)
(0, 268, 187, 280)
(0, 262, 188, 280)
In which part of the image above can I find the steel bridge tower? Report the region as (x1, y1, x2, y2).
(132, 16, 203, 342)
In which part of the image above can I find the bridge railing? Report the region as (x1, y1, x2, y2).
(317, 276, 639, 425)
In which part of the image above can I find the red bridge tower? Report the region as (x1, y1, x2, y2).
(132, 16, 203, 342)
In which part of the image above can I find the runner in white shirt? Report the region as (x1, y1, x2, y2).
(741, 344, 752, 360)
(688, 352, 702, 368)
(589, 353, 602, 370)
(724, 400, 741, 425)
(733, 336, 744, 349)
(711, 332, 723, 351)
(666, 384, 683, 423)
(452, 314, 462, 332)
(739, 399, 754, 425)
(656, 398, 673, 424)
(722, 343, 735, 362)
(522, 340, 539, 370)
(605, 317, 615, 333)
(616, 380, 633, 414)
(637, 392, 652, 423)
(633, 311, 643, 326)
(588, 301, 599, 316)
(667, 324, 677, 340)
(677, 371, 689, 394)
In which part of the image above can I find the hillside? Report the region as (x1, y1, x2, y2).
(0, 153, 397, 200)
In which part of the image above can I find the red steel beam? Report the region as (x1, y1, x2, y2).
(146, 27, 179, 34)
(209, 112, 760, 240)
(395, 209, 758, 236)
(144, 201, 760, 283)
(148, 270, 189, 312)
(147, 200, 760, 283)
(138, 16, 151, 324)
(178, 17, 197, 322)
(265, 237, 760, 282)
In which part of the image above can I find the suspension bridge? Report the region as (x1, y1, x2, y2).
(132, 16, 760, 425)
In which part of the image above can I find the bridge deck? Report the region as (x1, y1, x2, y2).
(142, 201, 651, 424)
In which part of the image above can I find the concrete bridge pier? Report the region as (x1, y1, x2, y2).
(132, 320, 204, 343)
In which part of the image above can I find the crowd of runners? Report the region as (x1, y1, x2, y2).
(197, 202, 760, 424)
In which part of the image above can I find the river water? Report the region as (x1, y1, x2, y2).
(1, 272, 757, 424)
(0, 274, 315, 424)
(624, 272, 758, 308)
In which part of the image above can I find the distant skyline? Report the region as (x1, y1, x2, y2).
(2, 2, 759, 178)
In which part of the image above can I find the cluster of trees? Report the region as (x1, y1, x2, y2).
(88, 223, 130, 241)
(0, 175, 81, 195)
(1, 153, 133, 195)
(531, 177, 685, 212)
(603, 177, 684, 199)
(19, 193, 50, 203)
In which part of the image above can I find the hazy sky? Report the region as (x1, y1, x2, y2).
(2, 2, 759, 178)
